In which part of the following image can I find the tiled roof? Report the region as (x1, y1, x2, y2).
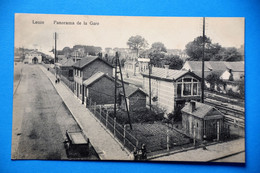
(182, 101, 220, 119)
(123, 85, 148, 98)
(141, 67, 200, 81)
(57, 58, 76, 67)
(184, 61, 244, 72)
(224, 61, 244, 72)
(73, 56, 113, 69)
(83, 72, 107, 87)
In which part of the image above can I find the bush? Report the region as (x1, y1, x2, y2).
(112, 108, 164, 125)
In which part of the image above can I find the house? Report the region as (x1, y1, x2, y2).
(56, 58, 75, 81)
(24, 50, 42, 64)
(220, 61, 244, 81)
(83, 72, 115, 105)
(120, 85, 147, 112)
(141, 66, 201, 114)
(124, 60, 139, 75)
(72, 56, 114, 103)
(182, 61, 244, 81)
(182, 101, 225, 141)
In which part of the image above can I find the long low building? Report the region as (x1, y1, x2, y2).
(182, 61, 244, 81)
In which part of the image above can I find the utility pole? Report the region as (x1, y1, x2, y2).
(149, 63, 152, 112)
(114, 52, 132, 130)
(54, 32, 57, 78)
(201, 17, 205, 103)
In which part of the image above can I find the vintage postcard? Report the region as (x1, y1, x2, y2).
(13, 14, 245, 162)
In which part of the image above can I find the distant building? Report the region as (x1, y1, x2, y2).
(141, 66, 201, 114)
(72, 56, 113, 103)
(120, 85, 147, 112)
(182, 61, 244, 81)
(124, 60, 138, 75)
(83, 72, 115, 105)
(56, 58, 75, 81)
(182, 101, 225, 141)
(24, 50, 42, 64)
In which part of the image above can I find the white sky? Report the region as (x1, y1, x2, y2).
(15, 14, 244, 56)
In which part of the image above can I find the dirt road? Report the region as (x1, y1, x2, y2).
(12, 63, 99, 160)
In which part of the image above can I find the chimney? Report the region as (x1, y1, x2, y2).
(164, 65, 169, 77)
(190, 101, 196, 113)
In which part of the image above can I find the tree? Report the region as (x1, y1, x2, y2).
(221, 47, 243, 61)
(149, 51, 165, 67)
(62, 47, 72, 57)
(206, 72, 223, 91)
(151, 42, 167, 53)
(165, 55, 184, 70)
(127, 35, 148, 56)
(185, 36, 222, 61)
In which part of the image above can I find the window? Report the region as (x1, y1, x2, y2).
(193, 83, 198, 95)
(183, 78, 192, 82)
(80, 85, 82, 94)
(183, 83, 191, 95)
(177, 83, 182, 97)
(69, 70, 73, 77)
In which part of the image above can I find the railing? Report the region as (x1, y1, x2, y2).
(86, 98, 139, 152)
(42, 63, 56, 75)
(60, 75, 74, 92)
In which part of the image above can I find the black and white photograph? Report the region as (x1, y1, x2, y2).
(12, 14, 245, 162)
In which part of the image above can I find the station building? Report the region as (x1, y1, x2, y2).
(24, 51, 42, 64)
(141, 66, 201, 115)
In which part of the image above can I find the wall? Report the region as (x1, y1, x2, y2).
(143, 76, 175, 114)
(127, 91, 146, 111)
(182, 113, 204, 140)
(88, 77, 115, 105)
(82, 60, 113, 80)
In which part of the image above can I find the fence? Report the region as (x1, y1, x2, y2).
(86, 97, 139, 152)
(42, 63, 56, 75)
(60, 75, 74, 92)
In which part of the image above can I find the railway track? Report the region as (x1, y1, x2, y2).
(204, 99, 245, 128)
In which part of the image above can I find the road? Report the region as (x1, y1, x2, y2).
(12, 63, 99, 160)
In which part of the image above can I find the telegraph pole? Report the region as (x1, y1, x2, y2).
(201, 17, 205, 103)
(54, 32, 57, 78)
(149, 63, 152, 112)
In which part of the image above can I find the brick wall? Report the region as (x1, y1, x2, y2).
(82, 60, 113, 80)
(88, 76, 115, 105)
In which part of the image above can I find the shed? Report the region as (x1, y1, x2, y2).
(120, 85, 147, 112)
(83, 72, 115, 105)
(182, 101, 225, 141)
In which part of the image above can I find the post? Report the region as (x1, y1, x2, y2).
(201, 17, 205, 103)
(167, 129, 170, 151)
(136, 140, 139, 149)
(54, 32, 57, 79)
(106, 111, 108, 127)
(149, 63, 152, 112)
(193, 125, 196, 146)
(114, 55, 118, 119)
(123, 125, 126, 146)
(113, 117, 116, 136)
(217, 121, 220, 141)
(94, 102, 96, 114)
(99, 105, 102, 120)
(82, 86, 84, 104)
(89, 98, 92, 108)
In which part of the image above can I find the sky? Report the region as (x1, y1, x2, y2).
(15, 14, 244, 56)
